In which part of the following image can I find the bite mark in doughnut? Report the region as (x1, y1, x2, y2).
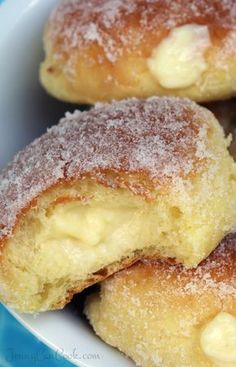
(0, 97, 236, 312)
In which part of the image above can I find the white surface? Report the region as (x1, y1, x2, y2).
(9, 304, 133, 367)
(0, 0, 74, 168)
(0, 1, 134, 366)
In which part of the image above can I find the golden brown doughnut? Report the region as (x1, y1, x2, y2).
(40, 0, 236, 104)
(85, 233, 236, 367)
(0, 97, 236, 312)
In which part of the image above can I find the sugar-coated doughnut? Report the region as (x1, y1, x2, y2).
(40, 0, 236, 104)
(85, 233, 236, 367)
(0, 97, 236, 312)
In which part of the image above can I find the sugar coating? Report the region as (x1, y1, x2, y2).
(141, 233, 236, 299)
(86, 234, 236, 367)
(0, 97, 223, 240)
(48, 0, 236, 65)
(103, 233, 236, 306)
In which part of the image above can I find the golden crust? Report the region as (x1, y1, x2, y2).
(132, 233, 236, 291)
(1, 97, 236, 312)
(41, 0, 236, 103)
(0, 97, 213, 244)
(85, 233, 236, 367)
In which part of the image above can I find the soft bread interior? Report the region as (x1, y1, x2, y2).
(2, 111, 236, 312)
(1, 145, 236, 312)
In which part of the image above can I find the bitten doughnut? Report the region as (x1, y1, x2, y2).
(40, 0, 236, 104)
(0, 97, 236, 312)
(85, 233, 236, 367)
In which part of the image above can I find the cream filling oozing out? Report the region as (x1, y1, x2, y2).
(32, 200, 166, 280)
(10, 195, 205, 291)
(200, 312, 236, 366)
(148, 24, 211, 89)
(4, 156, 236, 310)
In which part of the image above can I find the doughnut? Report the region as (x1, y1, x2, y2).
(40, 0, 236, 104)
(0, 97, 236, 312)
(85, 233, 236, 367)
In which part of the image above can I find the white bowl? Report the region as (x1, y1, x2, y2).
(0, 1, 134, 366)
